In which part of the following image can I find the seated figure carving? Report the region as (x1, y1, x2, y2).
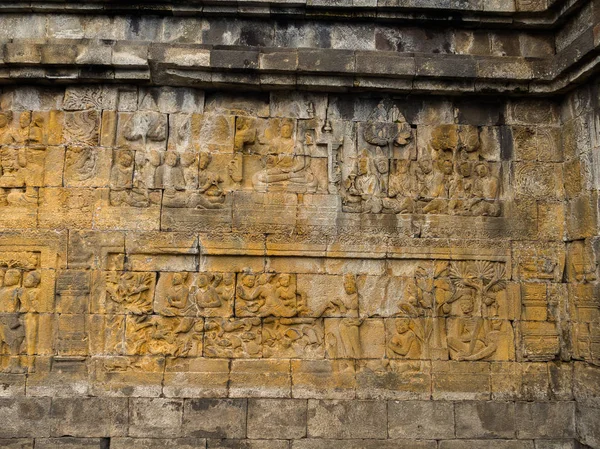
(252, 121, 317, 193)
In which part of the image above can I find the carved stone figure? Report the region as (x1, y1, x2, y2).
(105, 271, 154, 315)
(388, 317, 422, 359)
(0, 269, 26, 373)
(253, 120, 318, 193)
(236, 272, 299, 318)
(204, 317, 261, 358)
(325, 274, 362, 358)
(342, 151, 384, 213)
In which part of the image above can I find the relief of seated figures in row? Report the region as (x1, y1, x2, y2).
(108, 148, 225, 208)
(96, 260, 512, 362)
(342, 153, 500, 216)
(341, 101, 501, 216)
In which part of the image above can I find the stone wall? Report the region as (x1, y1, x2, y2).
(0, 0, 598, 448)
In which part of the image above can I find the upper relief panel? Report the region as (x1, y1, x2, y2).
(0, 85, 563, 243)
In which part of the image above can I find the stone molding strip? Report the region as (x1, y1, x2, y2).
(0, 35, 598, 95)
(1, 0, 587, 28)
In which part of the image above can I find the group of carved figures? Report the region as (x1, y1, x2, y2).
(108, 148, 225, 208)
(342, 155, 500, 216)
(100, 261, 510, 362)
(0, 100, 502, 217)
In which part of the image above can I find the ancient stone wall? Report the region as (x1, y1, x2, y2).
(0, 1, 598, 448)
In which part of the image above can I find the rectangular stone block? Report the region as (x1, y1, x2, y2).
(388, 400, 454, 439)
(50, 397, 128, 437)
(292, 360, 356, 399)
(34, 438, 108, 449)
(0, 398, 52, 438)
(515, 402, 576, 439)
(247, 399, 307, 439)
(432, 361, 490, 400)
(209, 440, 290, 449)
(0, 440, 32, 449)
(183, 399, 247, 439)
(111, 438, 207, 449)
(455, 401, 516, 438)
(293, 440, 436, 449)
(164, 358, 229, 398)
(439, 441, 534, 449)
(129, 398, 184, 438)
(307, 399, 387, 439)
(356, 360, 431, 400)
(229, 360, 291, 398)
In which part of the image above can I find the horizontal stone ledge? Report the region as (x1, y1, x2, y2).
(3, 0, 584, 27)
(2, 39, 599, 94)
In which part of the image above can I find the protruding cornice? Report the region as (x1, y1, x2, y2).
(0, 0, 588, 29)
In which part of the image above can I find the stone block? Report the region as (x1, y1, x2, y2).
(576, 404, 600, 448)
(0, 440, 32, 449)
(439, 441, 534, 449)
(533, 441, 578, 449)
(247, 399, 307, 439)
(209, 441, 290, 449)
(388, 400, 454, 439)
(183, 399, 247, 439)
(229, 360, 291, 398)
(129, 398, 184, 438)
(297, 49, 355, 73)
(50, 397, 128, 437)
(0, 398, 52, 438)
(292, 360, 356, 399)
(515, 402, 576, 439)
(111, 438, 207, 449)
(307, 399, 387, 439)
(455, 401, 516, 438)
(34, 438, 108, 449)
(211, 48, 259, 70)
(293, 440, 436, 449)
(432, 361, 490, 400)
(164, 358, 229, 398)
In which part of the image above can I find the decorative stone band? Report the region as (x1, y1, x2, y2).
(1, 37, 598, 95)
(1, 0, 579, 21)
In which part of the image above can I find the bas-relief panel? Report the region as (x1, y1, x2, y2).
(0, 84, 594, 383)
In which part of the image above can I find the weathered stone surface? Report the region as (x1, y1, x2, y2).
(247, 399, 307, 439)
(455, 401, 516, 438)
(129, 399, 184, 438)
(183, 399, 247, 439)
(388, 400, 455, 439)
(0, 2, 597, 447)
(307, 400, 387, 439)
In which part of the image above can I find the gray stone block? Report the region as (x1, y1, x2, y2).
(129, 398, 184, 438)
(111, 438, 207, 449)
(34, 438, 109, 449)
(0, 398, 52, 438)
(516, 402, 576, 439)
(297, 49, 355, 73)
(208, 440, 290, 449)
(307, 399, 387, 439)
(0, 439, 33, 449)
(455, 401, 516, 439)
(211, 48, 259, 70)
(183, 399, 247, 439)
(388, 400, 455, 439)
(439, 441, 535, 449)
(533, 440, 578, 449)
(50, 397, 128, 437)
(247, 399, 307, 439)
(292, 440, 437, 449)
(354, 51, 415, 77)
(576, 404, 600, 448)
